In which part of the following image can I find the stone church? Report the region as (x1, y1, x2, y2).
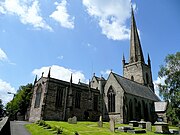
(29, 9, 160, 123)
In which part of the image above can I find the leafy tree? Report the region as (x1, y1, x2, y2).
(6, 83, 33, 119)
(0, 99, 4, 117)
(158, 52, 180, 124)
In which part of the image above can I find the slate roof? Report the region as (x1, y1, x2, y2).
(112, 73, 160, 101)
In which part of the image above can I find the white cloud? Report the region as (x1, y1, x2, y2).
(32, 65, 87, 84)
(50, 0, 74, 29)
(57, 55, 64, 60)
(0, 79, 16, 105)
(100, 69, 111, 78)
(0, 0, 52, 31)
(0, 48, 8, 62)
(82, 0, 132, 40)
(153, 77, 166, 98)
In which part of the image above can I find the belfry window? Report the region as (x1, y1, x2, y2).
(34, 86, 42, 108)
(108, 88, 115, 112)
(75, 91, 81, 108)
(55, 87, 64, 107)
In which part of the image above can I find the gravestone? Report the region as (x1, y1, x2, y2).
(118, 126, 134, 132)
(68, 116, 77, 124)
(146, 122, 152, 132)
(138, 120, 146, 129)
(109, 117, 115, 132)
(98, 115, 103, 127)
(129, 121, 138, 127)
(154, 121, 170, 134)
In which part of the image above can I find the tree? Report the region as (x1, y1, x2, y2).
(6, 83, 33, 119)
(0, 99, 4, 117)
(158, 52, 180, 124)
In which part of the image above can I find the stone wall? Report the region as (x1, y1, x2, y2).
(104, 73, 124, 123)
(29, 78, 47, 122)
(29, 77, 100, 122)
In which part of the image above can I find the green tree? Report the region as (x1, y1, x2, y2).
(0, 99, 4, 117)
(6, 83, 33, 119)
(158, 52, 180, 124)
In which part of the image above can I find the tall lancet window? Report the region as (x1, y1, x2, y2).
(34, 85, 42, 108)
(108, 87, 115, 112)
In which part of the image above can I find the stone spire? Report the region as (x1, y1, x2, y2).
(129, 7, 145, 63)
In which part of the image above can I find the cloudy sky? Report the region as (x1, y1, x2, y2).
(0, 0, 179, 105)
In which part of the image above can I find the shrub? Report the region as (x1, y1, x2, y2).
(35, 120, 41, 124)
(38, 120, 46, 126)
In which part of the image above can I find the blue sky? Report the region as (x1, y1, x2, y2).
(0, 0, 179, 105)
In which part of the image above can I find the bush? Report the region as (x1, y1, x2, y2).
(38, 120, 46, 126)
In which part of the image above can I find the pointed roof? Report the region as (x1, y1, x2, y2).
(110, 72, 159, 101)
(129, 8, 145, 63)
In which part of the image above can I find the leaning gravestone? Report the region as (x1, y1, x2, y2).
(109, 117, 115, 132)
(68, 116, 77, 124)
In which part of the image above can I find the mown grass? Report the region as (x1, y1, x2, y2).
(25, 121, 178, 135)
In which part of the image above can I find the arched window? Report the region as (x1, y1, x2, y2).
(131, 76, 134, 81)
(108, 88, 115, 112)
(34, 86, 42, 108)
(146, 73, 149, 84)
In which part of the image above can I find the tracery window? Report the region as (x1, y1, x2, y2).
(108, 88, 115, 112)
(55, 87, 64, 107)
(34, 86, 42, 108)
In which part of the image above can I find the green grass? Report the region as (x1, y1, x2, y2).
(25, 121, 178, 135)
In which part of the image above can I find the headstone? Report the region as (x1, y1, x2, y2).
(129, 121, 138, 127)
(68, 116, 77, 124)
(118, 126, 134, 132)
(98, 116, 103, 127)
(154, 121, 170, 134)
(109, 118, 115, 132)
(146, 122, 152, 132)
(138, 120, 146, 129)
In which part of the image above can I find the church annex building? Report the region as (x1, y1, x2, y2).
(28, 9, 160, 123)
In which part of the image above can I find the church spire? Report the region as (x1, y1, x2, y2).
(129, 7, 145, 63)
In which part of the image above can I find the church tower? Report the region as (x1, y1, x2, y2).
(123, 8, 154, 91)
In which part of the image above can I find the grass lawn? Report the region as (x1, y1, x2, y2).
(25, 121, 178, 135)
